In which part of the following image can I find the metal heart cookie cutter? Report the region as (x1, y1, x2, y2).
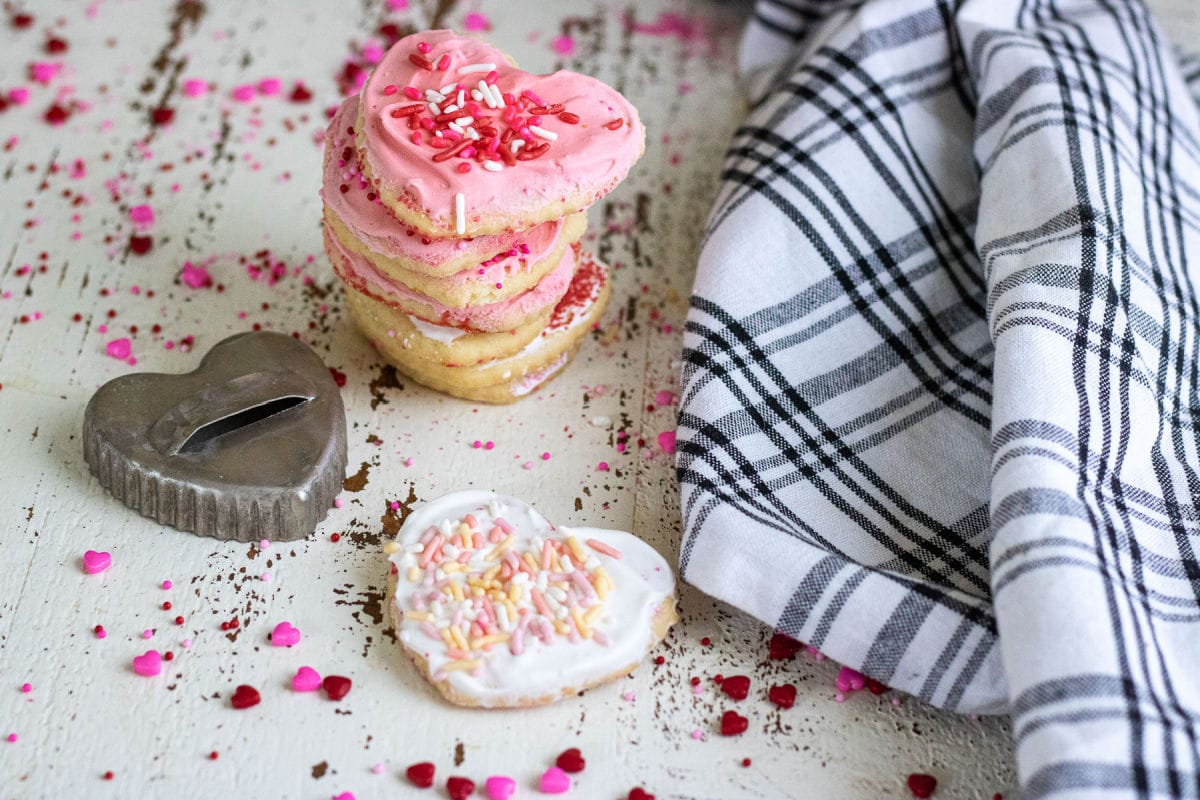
(83, 331, 348, 542)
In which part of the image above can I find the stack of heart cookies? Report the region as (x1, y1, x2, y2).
(321, 30, 644, 403)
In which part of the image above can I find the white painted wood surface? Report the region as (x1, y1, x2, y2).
(0, 1, 1194, 798)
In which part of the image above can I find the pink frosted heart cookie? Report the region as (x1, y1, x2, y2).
(386, 490, 677, 707)
(356, 30, 645, 237)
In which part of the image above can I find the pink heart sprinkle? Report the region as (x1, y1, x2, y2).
(332, 793, 355, 800)
(485, 775, 515, 800)
(836, 666, 866, 693)
(539, 767, 570, 794)
(270, 621, 301, 647)
(132, 650, 161, 677)
(105, 338, 131, 360)
(291, 666, 321, 692)
(82, 550, 111, 574)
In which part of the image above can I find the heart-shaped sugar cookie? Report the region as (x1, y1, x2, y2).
(82, 331, 347, 542)
(358, 30, 645, 237)
(388, 490, 677, 708)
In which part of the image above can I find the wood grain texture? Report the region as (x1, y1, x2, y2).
(0, 0, 1194, 797)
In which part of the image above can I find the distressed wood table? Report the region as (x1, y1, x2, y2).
(0, 1, 1194, 798)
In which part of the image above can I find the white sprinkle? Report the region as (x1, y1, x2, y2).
(456, 89, 465, 107)
(440, 82, 457, 95)
(465, 128, 480, 141)
(443, 103, 459, 114)
(459, 62, 496, 75)
(488, 499, 502, 518)
(510, 139, 525, 153)
(471, 89, 483, 101)
(439, 519, 454, 536)
(427, 102, 441, 115)
(529, 124, 558, 141)
(447, 122, 463, 134)
(406, 543, 425, 553)
(424, 89, 445, 102)
(442, 544, 460, 559)
(454, 116, 474, 126)
(489, 84, 505, 108)
(483, 160, 502, 172)
(455, 192, 465, 235)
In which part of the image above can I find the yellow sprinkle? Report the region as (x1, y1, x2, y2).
(449, 625, 469, 652)
(593, 567, 612, 601)
(482, 564, 501, 583)
(470, 586, 484, 597)
(554, 620, 569, 636)
(441, 562, 465, 573)
(449, 581, 464, 602)
(571, 608, 592, 639)
(404, 611, 432, 622)
(485, 535, 514, 561)
(503, 599, 518, 621)
(383, 541, 402, 555)
(457, 522, 472, 539)
(406, 566, 421, 583)
(508, 584, 523, 603)
(471, 633, 511, 649)
(567, 536, 587, 563)
(440, 659, 480, 673)
(522, 552, 540, 573)
(583, 605, 604, 625)
(440, 628, 456, 648)
(551, 553, 563, 573)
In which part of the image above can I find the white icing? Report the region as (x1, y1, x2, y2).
(510, 352, 568, 397)
(388, 490, 676, 707)
(406, 314, 467, 343)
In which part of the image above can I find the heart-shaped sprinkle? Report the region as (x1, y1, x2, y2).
(446, 775, 475, 800)
(332, 793, 355, 800)
(555, 747, 585, 773)
(131, 650, 161, 677)
(720, 710, 748, 736)
(768, 632, 802, 660)
(405, 761, 435, 788)
(83, 550, 112, 574)
(230, 684, 260, 709)
(907, 773, 938, 798)
(867, 677, 889, 695)
(322, 674, 352, 701)
(837, 666, 866, 693)
(628, 790, 655, 800)
(269, 621, 301, 647)
(721, 675, 750, 701)
(291, 666, 321, 692)
(768, 683, 797, 709)
(484, 775, 515, 800)
(539, 767, 570, 794)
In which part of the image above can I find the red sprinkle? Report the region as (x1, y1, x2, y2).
(436, 54, 451, 71)
(329, 367, 347, 387)
(627, 791, 655, 800)
(322, 675, 352, 701)
(289, 83, 313, 103)
(129, 235, 153, 255)
(229, 685, 260, 709)
(383, 84, 399, 95)
(390, 103, 424, 118)
(416, 41, 431, 54)
(605, 118, 625, 130)
(908, 774, 938, 798)
(768, 683, 797, 709)
(103, 771, 114, 781)
(409, 53, 434, 71)
(741, 758, 752, 767)
(768, 632, 803, 660)
(867, 677, 889, 695)
(446, 776, 475, 800)
(557, 111, 580, 125)
(208, 751, 219, 760)
(406, 761, 436, 787)
(403, 86, 422, 100)
(720, 710, 748, 736)
(330, 533, 340, 542)
(163, 651, 174, 661)
(701, 637, 712, 646)
(556, 748, 586, 773)
(174, 616, 184, 625)
(721, 675, 750, 701)
(654, 655, 665, 665)
(162, 602, 172, 611)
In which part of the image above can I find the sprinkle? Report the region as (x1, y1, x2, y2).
(459, 62, 497, 75)
(540, 767, 570, 794)
(105, 338, 132, 360)
(605, 118, 625, 130)
(455, 193, 466, 235)
(20, 683, 31, 693)
(161, 579, 172, 590)
(528, 125, 558, 141)
(409, 53, 434, 71)
(403, 86, 422, 100)
(437, 54, 451, 71)
(483, 161, 502, 172)
(417, 41, 432, 54)
(141, 629, 154, 639)
(259, 539, 270, 550)
(94, 625, 106, 639)
(230, 84, 256, 102)
(440, 83, 457, 95)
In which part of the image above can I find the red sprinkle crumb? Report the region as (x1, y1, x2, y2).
(741, 758, 752, 767)
(208, 751, 219, 761)
(908, 774, 938, 798)
(162, 601, 172, 611)
(330, 533, 341, 542)
(102, 771, 114, 781)
(701, 636, 711, 646)
(654, 655, 665, 665)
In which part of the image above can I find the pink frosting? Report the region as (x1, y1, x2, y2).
(325, 224, 576, 333)
(359, 30, 644, 231)
(323, 96, 566, 274)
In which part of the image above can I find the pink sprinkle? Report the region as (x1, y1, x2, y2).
(692, 683, 704, 695)
(484, 441, 494, 450)
(539, 767, 570, 794)
(597, 461, 609, 472)
(142, 629, 154, 640)
(105, 338, 132, 360)
(836, 666, 865, 693)
(550, 35, 575, 55)
(8, 87, 30, 105)
(372, 762, 386, 775)
(6, 734, 15, 743)
(182, 78, 208, 97)
(463, 11, 491, 31)
(404, 457, 415, 467)
(161, 579, 172, 590)
(29, 62, 60, 84)
(436, 54, 450, 71)
(180, 261, 211, 288)
(657, 430, 677, 455)
(473, 440, 482, 449)
(363, 45, 384, 64)
(258, 77, 282, 96)
(522, 462, 533, 470)
(332, 793, 355, 800)
(835, 692, 846, 703)
(20, 683, 31, 693)
(403, 86, 421, 100)
(691, 729, 704, 740)
(230, 84, 256, 102)
(334, 497, 344, 508)
(586, 538, 622, 559)
(622, 691, 636, 701)
(181, 638, 192, 648)
(654, 390, 676, 405)
(95, 626, 107, 639)
(259, 539, 270, 550)
(386, 0, 407, 8)
(383, 84, 399, 96)
(261, 572, 272, 582)
(485, 775, 515, 800)
(416, 41, 431, 54)
(541, 452, 551, 460)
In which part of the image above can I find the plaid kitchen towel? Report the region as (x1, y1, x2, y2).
(678, 0, 1200, 795)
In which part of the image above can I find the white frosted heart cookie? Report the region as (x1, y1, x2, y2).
(385, 491, 677, 707)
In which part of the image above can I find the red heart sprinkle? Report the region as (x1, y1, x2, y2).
(446, 775, 475, 800)
(720, 710, 749, 736)
(405, 761, 435, 788)
(129, 234, 153, 255)
(768, 631, 803, 660)
(229, 684, 260, 709)
(867, 677, 889, 695)
(290, 83, 313, 103)
(628, 789, 655, 800)
(908, 773, 938, 798)
(768, 683, 797, 709)
(721, 675, 750, 701)
(322, 675, 352, 701)
(555, 747, 586, 773)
